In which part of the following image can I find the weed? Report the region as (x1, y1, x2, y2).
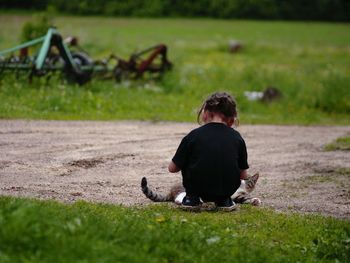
(325, 136, 350, 151)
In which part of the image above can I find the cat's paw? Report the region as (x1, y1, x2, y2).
(251, 198, 261, 206)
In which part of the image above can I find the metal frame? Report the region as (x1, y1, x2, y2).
(0, 28, 172, 85)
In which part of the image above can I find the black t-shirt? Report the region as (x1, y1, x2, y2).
(172, 122, 249, 196)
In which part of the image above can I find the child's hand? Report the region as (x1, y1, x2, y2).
(240, 169, 248, 180)
(168, 161, 180, 173)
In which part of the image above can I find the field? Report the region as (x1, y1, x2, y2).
(0, 14, 350, 262)
(0, 14, 349, 123)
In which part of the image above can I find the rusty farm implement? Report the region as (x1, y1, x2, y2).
(0, 28, 172, 85)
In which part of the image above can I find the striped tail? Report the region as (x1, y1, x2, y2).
(141, 177, 172, 202)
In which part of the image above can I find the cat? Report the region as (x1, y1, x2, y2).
(141, 173, 261, 206)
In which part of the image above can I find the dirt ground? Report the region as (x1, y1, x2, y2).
(0, 120, 349, 219)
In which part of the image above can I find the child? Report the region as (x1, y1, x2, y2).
(168, 92, 250, 211)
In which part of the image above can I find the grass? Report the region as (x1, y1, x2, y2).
(325, 136, 350, 151)
(0, 196, 349, 263)
(0, 14, 349, 124)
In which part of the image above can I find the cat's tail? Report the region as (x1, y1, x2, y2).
(141, 177, 172, 202)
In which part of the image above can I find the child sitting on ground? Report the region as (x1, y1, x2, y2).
(168, 92, 251, 211)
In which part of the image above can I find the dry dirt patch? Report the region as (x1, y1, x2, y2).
(0, 120, 349, 219)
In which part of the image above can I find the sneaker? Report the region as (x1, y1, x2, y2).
(215, 198, 237, 212)
(181, 195, 201, 211)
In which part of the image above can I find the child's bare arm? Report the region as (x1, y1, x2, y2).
(168, 161, 181, 173)
(240, 169, 249, 180)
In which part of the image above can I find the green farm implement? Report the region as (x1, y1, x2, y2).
(0, 28, 172, 85)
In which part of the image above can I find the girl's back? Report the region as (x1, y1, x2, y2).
(174, 122, 248, 196)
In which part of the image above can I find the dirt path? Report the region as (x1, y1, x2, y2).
(0, 120, 349, 219)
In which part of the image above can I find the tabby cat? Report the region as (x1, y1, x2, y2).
(141, 173, 261, 206)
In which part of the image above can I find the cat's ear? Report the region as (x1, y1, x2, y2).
(250, 173, 259, 185)
(245, 172, 259, 192)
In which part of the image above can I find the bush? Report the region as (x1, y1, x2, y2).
(20, 13, 54, 42)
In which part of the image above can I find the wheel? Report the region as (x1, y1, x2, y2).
(65, 52, 93, 85)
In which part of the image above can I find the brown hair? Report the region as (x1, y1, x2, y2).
(197, 92, 238, 125)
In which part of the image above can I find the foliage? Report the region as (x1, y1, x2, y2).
(0, 196, 349, 262)
(0, 0, 349, 22)
(20, 13, 54, 42)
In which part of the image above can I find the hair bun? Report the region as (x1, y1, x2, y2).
(208, 100, 219, 106)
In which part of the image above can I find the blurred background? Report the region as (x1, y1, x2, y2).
(0, 0, 349, 124)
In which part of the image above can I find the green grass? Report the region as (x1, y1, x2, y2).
(0, 196, 349, 263)
(0, 14, 349, 124)
(325, 136, 350, 151)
